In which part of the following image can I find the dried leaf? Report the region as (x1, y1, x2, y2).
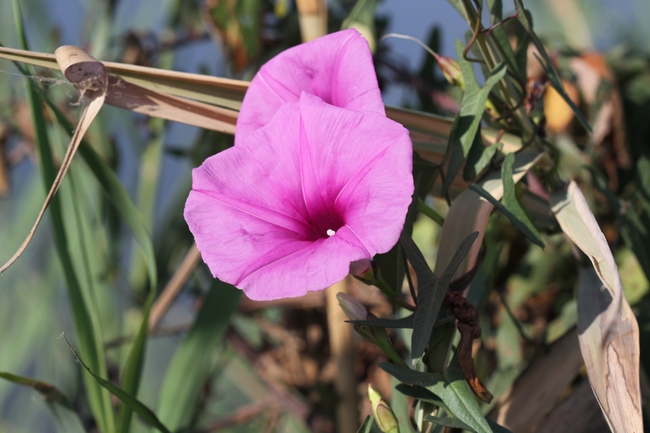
(550, 181, 642, 433)
(0, 46, 107, 274)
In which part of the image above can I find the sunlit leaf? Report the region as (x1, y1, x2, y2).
(550, 181, 642, 433)
(441, 40, 507, 195)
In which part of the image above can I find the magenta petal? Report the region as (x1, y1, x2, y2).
(235, 29, 384, 143)
(297, 93, 414, 255)
(185, 94, 413, 300)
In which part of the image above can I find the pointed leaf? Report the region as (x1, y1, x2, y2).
(406, 231, 478, 363)
(442, 41, 507, 195)
(356, 415, 374, 433)
(469, 153, 544, 248)
(64, 337, 172, 433)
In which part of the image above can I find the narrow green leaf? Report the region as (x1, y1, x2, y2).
(356, 415, 374, 433)
(405, 232, 478, 363)
(394, 384, 446, 409)
(157, 281, 241, 430)
(11, 3, 114, 431)
(464, 130, 501, 181)
(423, 415, 475, 431)
(487, 0, 502, 23)
(512, 0, 591, 133)
(490, 25, 522, 79)
(64, 337, 171, 433)
(487, 419, 513, 433)
(28, 46, 158, 433)
(349, 314, 415, 329)
(380, 362, 446, 388)
(442, 40, 507, 195)
(0, 372, 85, 433)
(469, 153, 544, 248)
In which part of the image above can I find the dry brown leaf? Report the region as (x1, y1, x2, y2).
(489, 329, 584, 433)
(550, 181, 642, 433)
(534, 379, 608, 433)
(0, 46, 107, 274)
(570, 53, 629, 168)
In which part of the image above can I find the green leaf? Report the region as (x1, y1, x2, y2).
(356, 415, 374, 433)
(405, 232, 478, 363)
(464, 130, 502, 181)
(469, 153, 544, 248)
(349, 314, 415, 329)
(382, 357, 493, 433)
(157, 281, 241, 430)
(11, 3, 115, 432)
(442, 40, 507, 195)
(394, 384, 446, 409)
(64, 337, 171, 433)
(0, 372, 85, 433)
(381, 362, 446, 387)
(423, 415, 475, 431)
(487, 0, 502, 23)
(33, 47, 158, 433)
(487, 419, 514, 433)
(512, 0, 591, 133)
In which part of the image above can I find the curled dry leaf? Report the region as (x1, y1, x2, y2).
(0, 46, 107, 274)
(550, 181, 642, 433)
(445, 290, 492, 403)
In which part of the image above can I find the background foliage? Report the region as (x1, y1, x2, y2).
(1, 1, 650, 433)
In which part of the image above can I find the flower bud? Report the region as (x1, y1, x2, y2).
(336, 292, 369, 322)
(435, 54, 464, 90)
(368, 384, 400, 433)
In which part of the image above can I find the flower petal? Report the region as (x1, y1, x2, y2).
(297, 93, 414, 254)
(235, 29, 384, 143)
(239, 226, 369, 300)
(185, 99, 383, 300)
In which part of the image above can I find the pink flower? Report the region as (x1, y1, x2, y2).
(184, 93, 413, 300)
(235, 29, 384, 144)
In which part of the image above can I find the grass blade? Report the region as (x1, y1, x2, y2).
(64, 336, 171, 433)
(10, 3, 114, 431)
(157, 281, 241, 430)
(0, 372, 85, 433)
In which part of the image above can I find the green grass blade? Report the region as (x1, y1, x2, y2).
(117, 293, 155, 433)
(40, 59, 159, 433)
(0, 372, 85, 433)
(11, 2, 114, 431)
(64, 337, 172, 433)
(157, 281, 241, 430)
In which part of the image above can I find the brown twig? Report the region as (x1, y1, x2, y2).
(326, 278, 359, 433)
(148, 243, 201, 331)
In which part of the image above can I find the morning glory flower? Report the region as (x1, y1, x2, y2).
(184, 93, 413, 300)
(235, 28, 384, 144)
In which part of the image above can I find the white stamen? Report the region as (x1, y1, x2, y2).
(326, 229, 336, 237)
